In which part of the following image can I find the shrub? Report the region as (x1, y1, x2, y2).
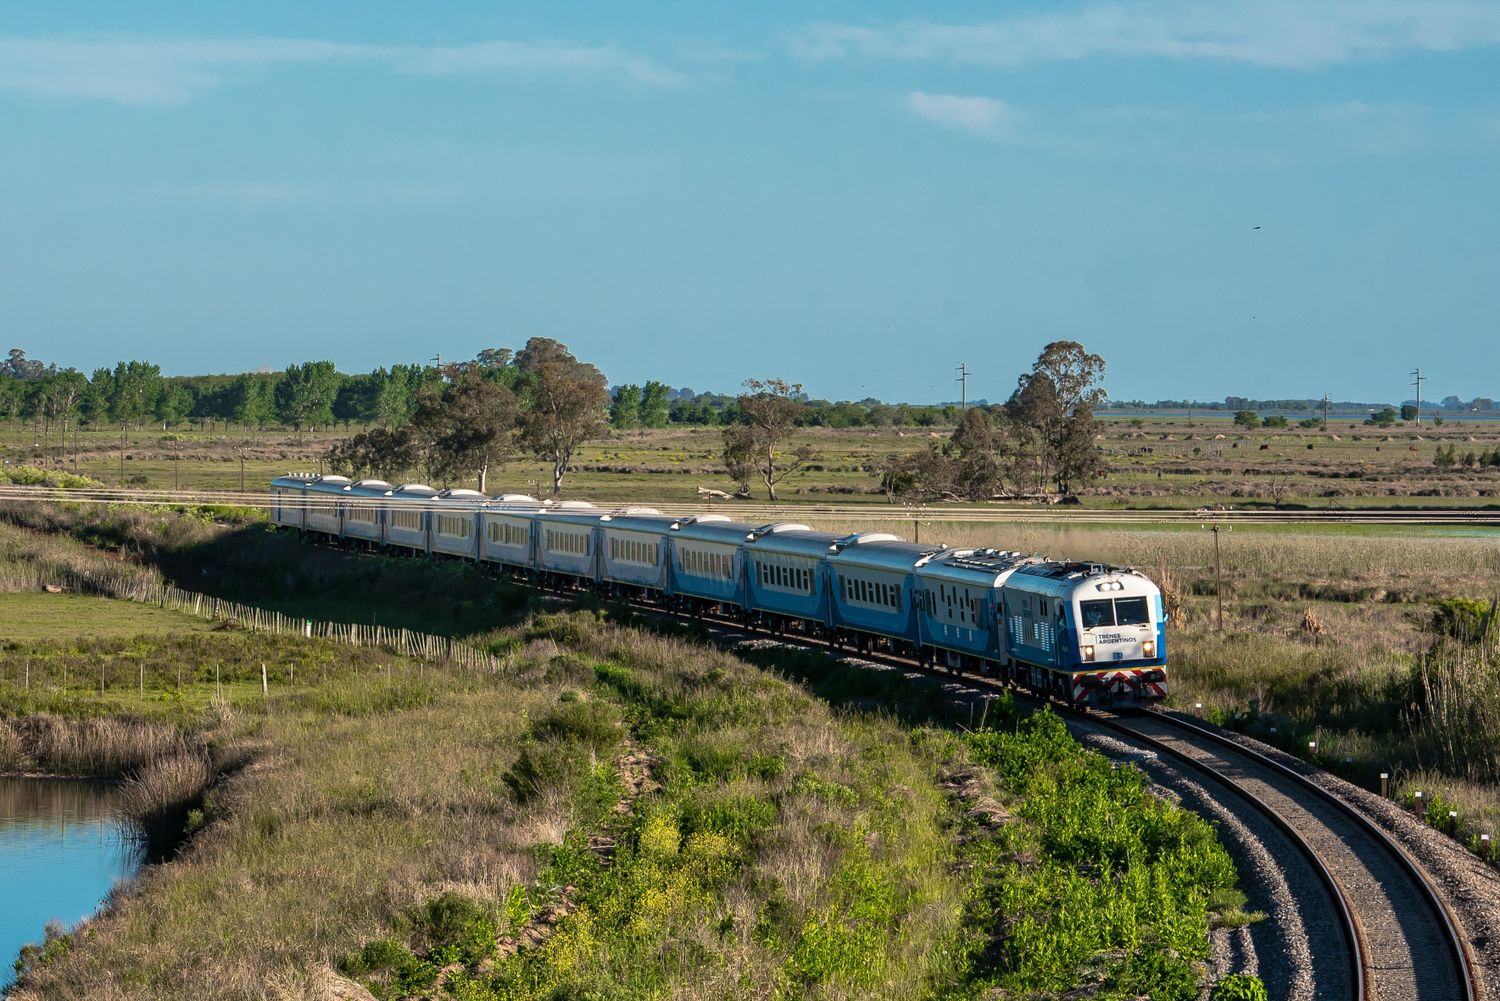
(1211, 973, 1269, 1001)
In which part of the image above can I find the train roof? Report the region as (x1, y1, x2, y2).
(598, 510, 677, 534)
(1008, 561, 1155, 597)
(916, 550, 1045, 587)
(347, 479, 393, 498)
(669, 515, 759, 546)
(826, 535, 938, 573)
(743, 523, 842, 559)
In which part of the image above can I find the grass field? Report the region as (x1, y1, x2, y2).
(7, 414, 1500, 509)
(0, 558, 1250, 999)
(0, 593, 210, 643)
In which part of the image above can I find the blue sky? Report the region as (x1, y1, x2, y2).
(2, 2, 1497, 404)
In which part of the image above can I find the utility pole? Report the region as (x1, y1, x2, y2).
(1410, 368, 1425, 425)
(1322, 393, 1330, 431)
(955, 363, 970, 412)
(1209, 524, 1226, 632)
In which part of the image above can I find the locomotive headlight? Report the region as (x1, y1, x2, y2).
(1142, 640, 1156, 658)
(1081, 644, 1095, 662)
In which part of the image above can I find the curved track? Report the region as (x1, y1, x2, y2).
(1096, 709, 1476, 1001)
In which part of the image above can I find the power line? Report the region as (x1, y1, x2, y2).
(955, 363, 970, 412)
(1410, 368, 1425, 426)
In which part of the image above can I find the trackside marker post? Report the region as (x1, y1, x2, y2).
(1380, 773, 1390, 798)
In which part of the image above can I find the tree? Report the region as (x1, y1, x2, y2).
(1400, 404, 1418, 422)
(2, 348, 50, 381)
(475, 348, 514, 371)
(155, 382, 194, 429)
(1262, 415, 1289, 429)
(611, 384, 641, 429)
(722, 378, 816, 501)
(640, 381, 671, 428)
(1233, 410, 1261, 429)
(333, 375, 379, 427)
(519, 359, 610, 495)
(409, 369, 519, 491)
(227, 374, 275, 431)
(326, 426, 418, 481)
(1366, 407, 1398, 427)
(1005, 342, 1108, 496)
(0, 378, 22, 432)
(107, 360, 163, 438)
(275, 361, 340, 434)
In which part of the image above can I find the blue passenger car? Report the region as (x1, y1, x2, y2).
(478, 495, 545, 571)
(343, 479, 393, 547)
(826, 534, 932, 651)
(534, 503, 604, 583)
(742, 524, 839, 630)
(666, 515, 754, 610)
(387, 484, 438, 554)
(598, 509, 675, 594)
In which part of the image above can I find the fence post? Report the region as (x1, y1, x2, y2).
(261, 662, 268, 698)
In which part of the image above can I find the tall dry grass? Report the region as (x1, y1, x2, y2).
(0, 715, 186, 777)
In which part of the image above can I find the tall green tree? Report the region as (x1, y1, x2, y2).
(1005, 342, 1107, 496)
(519, 358, 610, 495)
(611, 384, 641, 428)
(155, 382, 194, 429)
(227, 374, 275, 431)
(640, 381, 671, 428)
(108, 360, 163, 438)
(275, 361, 341, 433)
(409, 368, 519, 491)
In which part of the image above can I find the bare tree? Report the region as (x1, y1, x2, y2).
(722, 378, 815, 501)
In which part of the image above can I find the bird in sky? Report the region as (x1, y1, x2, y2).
(1252, 225, 1262, 230)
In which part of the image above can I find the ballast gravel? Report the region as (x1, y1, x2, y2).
(1172, 715, 1500, 1001)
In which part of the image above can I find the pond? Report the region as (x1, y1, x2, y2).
(0, 777, 141, 991)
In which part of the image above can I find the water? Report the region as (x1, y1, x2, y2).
(0, 778, 141, 990)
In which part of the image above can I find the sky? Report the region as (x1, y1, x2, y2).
(1, 2, 1498, 405)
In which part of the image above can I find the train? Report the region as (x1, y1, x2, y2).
(270, 474, 1168, 706)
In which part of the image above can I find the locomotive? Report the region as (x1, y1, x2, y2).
(271, 474, 1168, 706)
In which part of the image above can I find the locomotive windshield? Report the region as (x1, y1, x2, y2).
(1080, 596, 1151, 628)
(1080, 599, 1114, 627)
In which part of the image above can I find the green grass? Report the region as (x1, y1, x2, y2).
(0, 593, 210, 642)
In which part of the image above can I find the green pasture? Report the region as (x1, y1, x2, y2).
(0, 593, 212, 643)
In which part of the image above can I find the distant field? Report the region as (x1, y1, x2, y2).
(5, 414, 1500, 510)
(0, 593, 210, 643)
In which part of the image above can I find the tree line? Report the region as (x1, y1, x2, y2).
(3, 339, 1112, 500)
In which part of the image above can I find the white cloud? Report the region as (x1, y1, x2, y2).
(907, 91, 1012, 137)
(793, 1, 1500, 70)
(0, 35, 681, 105)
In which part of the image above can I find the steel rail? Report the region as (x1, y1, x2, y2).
(1076, 710, 1368, 1000)
(1116, 709, 1478, 1001)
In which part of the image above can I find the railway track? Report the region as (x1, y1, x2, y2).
(1094, 709, 1478, 1001)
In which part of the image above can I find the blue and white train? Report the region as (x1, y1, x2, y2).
(271, 474, 1168, 706)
